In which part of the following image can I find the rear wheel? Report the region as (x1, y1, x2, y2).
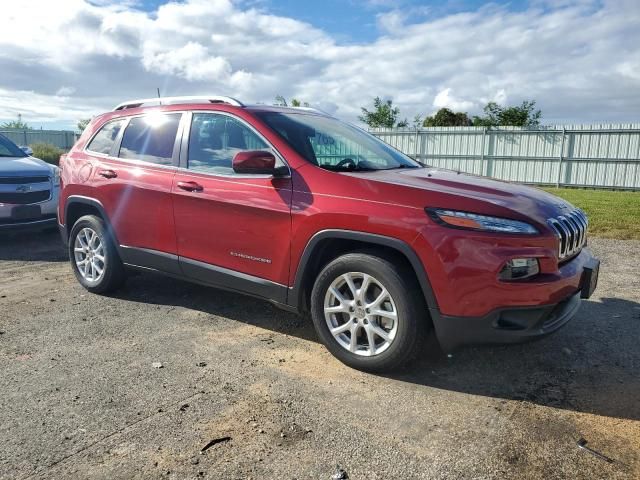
(68, 215, 125, 293)
(310, 253, 428, 372)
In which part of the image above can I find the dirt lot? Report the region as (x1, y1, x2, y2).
(0, 231, 639, 479)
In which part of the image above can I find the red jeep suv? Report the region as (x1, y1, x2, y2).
(58, 96, 599, 372)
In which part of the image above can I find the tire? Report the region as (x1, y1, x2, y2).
(68, 215, 125, 293)
(310, 252, 429, 372)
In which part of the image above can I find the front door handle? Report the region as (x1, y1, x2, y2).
(176, 181, 203, 192)
(98, 169, 117, 179)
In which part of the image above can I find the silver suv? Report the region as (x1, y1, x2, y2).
(0, 133, 60, 231)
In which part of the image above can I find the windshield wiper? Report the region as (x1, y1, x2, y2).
(318, 164, 377, 172)
(380, 164, 421, 170)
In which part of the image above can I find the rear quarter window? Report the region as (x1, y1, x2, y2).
(86, 119, 126, 155)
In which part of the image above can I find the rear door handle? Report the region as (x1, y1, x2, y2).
(98, 169, 117, 179)
(176, 181, 203, 192)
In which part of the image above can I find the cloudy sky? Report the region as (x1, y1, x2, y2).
(1, 0, 638, 129)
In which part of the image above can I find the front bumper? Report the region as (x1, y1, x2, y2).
(433, 257, 600, 351)
(0, 215, 57, 231)
(0, 187, 59, 231)
(433, 291, 582, 351)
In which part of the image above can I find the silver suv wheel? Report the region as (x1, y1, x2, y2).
(323, 272, 398, 356)
(73, 227, 106, 283)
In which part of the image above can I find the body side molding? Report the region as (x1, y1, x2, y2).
(180, 256, 287, 304)
(120, 246, 182, 275)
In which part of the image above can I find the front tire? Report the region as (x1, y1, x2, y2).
(68, 215, 125, 293)
(310, 253, 429, 372)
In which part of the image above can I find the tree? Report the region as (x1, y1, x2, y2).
(1, 113, 31, 129)
(472, 100, 542, 127)
(423, 108, 472, 127)
(358, 97, 405, 128)
(290, 98, 310, 107)
(275, 95, 310, 107)
(412, 114, 423, 128)
(77, 118, 91, 133)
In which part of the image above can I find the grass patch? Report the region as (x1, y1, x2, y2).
(541, 187, 640, 240)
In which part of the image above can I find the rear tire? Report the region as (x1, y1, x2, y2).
(310, 252, 429, 372)
(68, 215, 125, 293)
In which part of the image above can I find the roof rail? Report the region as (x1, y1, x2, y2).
(289, 106, 330, 115)
(113, 96, 244, 111)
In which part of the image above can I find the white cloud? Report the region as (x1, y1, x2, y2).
(142, 42, 233, 81)
(55, 86, 77, 97)
(376, 10, 408, 33)
(0, 0, 639, 128)
(433, 88, 475, 112)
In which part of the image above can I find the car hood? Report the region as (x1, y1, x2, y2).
(0, 156, 53, 176)
(361, 167, 575, 224)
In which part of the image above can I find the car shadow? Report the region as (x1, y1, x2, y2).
(114, 269, 318, 343)
(0, 229, 67, 262)
(391, 296, 640, 422)
(114, 269, 640, 421)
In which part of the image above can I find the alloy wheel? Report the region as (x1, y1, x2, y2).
(73, 227, 106, 282)
(323, 272, 398, 356)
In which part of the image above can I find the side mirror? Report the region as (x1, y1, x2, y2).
(20, 146, 33, 156)
(232, 150, 278, 175)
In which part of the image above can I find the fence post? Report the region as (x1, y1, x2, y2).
(414, 127, 419, 161)
(556, 128, 566, 187)
(480, 127, 486, 175)
(421, 129, 427, 165)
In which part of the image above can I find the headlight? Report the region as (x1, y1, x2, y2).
(51, 166, 61, 186)
(427, 208, 538, 234)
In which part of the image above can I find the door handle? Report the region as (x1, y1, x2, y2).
(176, 181, 203, 192)
(98, 169, 117, 179)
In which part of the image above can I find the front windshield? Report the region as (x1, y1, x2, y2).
(256, 112, 421, 172)
(0, 134, 27, 158)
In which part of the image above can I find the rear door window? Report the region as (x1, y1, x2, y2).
(119, 113, 182, 165)
(86, 119, 126, 155)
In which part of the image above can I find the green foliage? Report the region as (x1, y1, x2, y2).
(359, 97, 405, 128)
(541, 188, 640, 240)
(472, 100, 542, 127)
(423, 108, 472, 127)
(1, 113, 31, 129)
(77, 118, 91, 133)
(412, 114, 423, 128)
(275, 95, 310, 108)
(29, 143, 63, 165)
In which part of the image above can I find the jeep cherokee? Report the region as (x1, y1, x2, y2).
(57, 96, 600, 372)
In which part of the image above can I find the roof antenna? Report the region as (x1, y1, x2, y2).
(156, 87, 161, 105)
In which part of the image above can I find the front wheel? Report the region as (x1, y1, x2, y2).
(310, 253, 429, 372)
(68, 215, 125, 293)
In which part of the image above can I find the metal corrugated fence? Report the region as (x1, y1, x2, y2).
(370, 124, 640, 190)
(0, 129, 77, 150)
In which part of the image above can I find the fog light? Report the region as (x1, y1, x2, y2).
(499, 258, 539, 280)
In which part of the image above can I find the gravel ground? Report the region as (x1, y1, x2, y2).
(0, 231, 638, 479)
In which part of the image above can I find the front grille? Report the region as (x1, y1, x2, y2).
(0, 176, 50, 184)
(547, 209, 588, 261)
(0, 190, 51, 204)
